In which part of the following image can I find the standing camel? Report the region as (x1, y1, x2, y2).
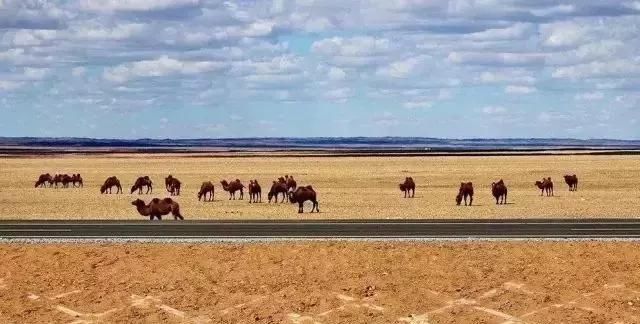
(220, 179, 244, 200)
(35, 173, 53, 188)
(491, 179, 508, 205)
(288, 185, 319, 213)
(165, 175, 181, 196)
(100, 176, 122, 194)
(131, 198, 183, 220)
(399, 177, 415, 198)
(535, 177, 554, 196)
(563, 174, 578, 191)
(248, 180, 262, 203)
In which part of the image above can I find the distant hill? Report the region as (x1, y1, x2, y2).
(1, 137, 639, 151)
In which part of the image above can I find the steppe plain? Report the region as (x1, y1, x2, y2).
(0, 153, 638, 219)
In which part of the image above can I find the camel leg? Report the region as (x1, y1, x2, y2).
(469, 195, 473, 206)
(240, 189, 243, 200)
(313, 200, 319, 212)
(404, 190, 407, 198)
(298, 202, 303, 213)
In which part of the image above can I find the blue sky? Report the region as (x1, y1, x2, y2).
(0, 0, 639, 139)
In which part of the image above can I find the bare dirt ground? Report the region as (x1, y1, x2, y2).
(1, 241, 639, 323)
(0, 154, 639, 219)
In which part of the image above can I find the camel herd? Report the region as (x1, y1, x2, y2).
(34, 172, 579, 219)
(34, 173, 83, 188)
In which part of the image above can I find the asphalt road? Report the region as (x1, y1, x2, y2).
(1, 219, 640, 239)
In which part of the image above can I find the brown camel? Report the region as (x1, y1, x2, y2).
(268, 180, 288, 203)
(165, 175, 181, 196)
(456, 182, 474, 206)
(131, 198, 183, 220)
(131, 176, 153, 194)
(53, 174, 73, 188)
(491, 179, 508, 205)
(399, 177, 415, 198)
(100, 176, 122, 194)
(35, 173, 53, 188)
(535, 177, 554, 196)
(197, 181, 215, 202)
(288, 185, 319, 213)
(285, 175, 297, 192)
(564, 174, 578, 191)
(220, 179, 244, 200)
(248, 180, 262, 203)
(71, 174, 83, 188)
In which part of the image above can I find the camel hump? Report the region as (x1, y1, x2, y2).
(151, 198, 161, 204)
(305, 185, 314, 190)
(162, 197, 174, 204)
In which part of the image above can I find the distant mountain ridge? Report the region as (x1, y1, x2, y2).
(1, 137, 639, 151)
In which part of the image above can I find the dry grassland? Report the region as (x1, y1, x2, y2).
(1, 242, 639, 323)
(0, 154, 638, 219)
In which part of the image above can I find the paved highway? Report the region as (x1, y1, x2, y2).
(1, 219, 640, 239)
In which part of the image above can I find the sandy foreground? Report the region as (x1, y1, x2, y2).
(0, 241, 639, 323)
(1, 154, 639, 219)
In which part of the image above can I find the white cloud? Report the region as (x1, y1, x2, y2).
(467, 23, 534, 41)
(323, 87, 352, 103)
(22, 67, 49, 80)
(448, 52, 545, 66)
(552, 59, 640, 79)
(0, 80, 24, 91)
(79, 0, 200, 12)
(104, 56, 225, 83)
(505, 85, 537, 94)
(404, 101, 433, 109)
(312, 36, 393, 67)
(327, 67, 346, 81)
(376, 56, 428, 78)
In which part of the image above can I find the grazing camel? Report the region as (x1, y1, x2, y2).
(535, 177, 554, 196)
(131, 198, 183, 220)
(564, 174, 578, 191)
(491, 179, 508, 205)
(248, 180, 262, 203)
(53, 174, 73, 188)
(100, 176, 122, 194)
(197, 181, 215, 202)
(268, 180, 288, 203)
(288, 185, 319, 213)
(220, 179, 244, 200)
(399, 177, 416, 198)
(456, 182, 474, 206)
(72, 174, 83, 188)
(35, 173, 53, 188)
(131, 176, 153, 194)
(165, 175, 181, 196)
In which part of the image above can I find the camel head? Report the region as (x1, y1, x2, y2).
(100, 184, 107, 194)
(220, 180, 228, 187)
(130, 185, 138, 194)
(399, 183, 406, 191)
(131, 199, 145, 207)
(456, 193, 463, 206)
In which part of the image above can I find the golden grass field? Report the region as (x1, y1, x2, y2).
(0, 153, 639, 219)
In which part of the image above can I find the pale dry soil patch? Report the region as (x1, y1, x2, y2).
(1, 242, 640, 323)
(0, 154, 639, 219)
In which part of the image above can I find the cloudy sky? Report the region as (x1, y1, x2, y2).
(1, 0, 639, 139)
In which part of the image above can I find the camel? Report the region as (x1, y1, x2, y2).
(220, 179, 244, 200)
(268, 180, 288, 203)
(131, 176, 153, 194)
(100, 176, 122, 194)
(456, 182, 474, 206)
(399, 177, 415, 198)
(248, 180, 262, 203)
(165, 175, 181, 196)
(72, 174, 83, 188)
(564, 174, 578, 191)
(285, 175, 297, 192)
(35, 173, 53, 188)
(53, 174, 73, 188)
(197, 181, 215, 202)
(131, 198, 183, 220)
(491, 179, 508, 205)
(535, 177, 554, 196)
(288, 185, 319, 213)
